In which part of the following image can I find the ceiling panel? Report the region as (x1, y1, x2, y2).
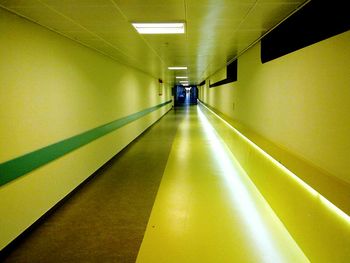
(239, 2, 302, 31)
(40, 0, 164, 72)
(0, 0, 308, 85)
(113, 0, 185, 22)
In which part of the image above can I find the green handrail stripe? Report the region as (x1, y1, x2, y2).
(0, 100, 172, 187)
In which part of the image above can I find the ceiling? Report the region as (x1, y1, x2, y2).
(0, 0, 308, 85)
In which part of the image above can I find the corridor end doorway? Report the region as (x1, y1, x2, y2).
(174, 85, 198, 106)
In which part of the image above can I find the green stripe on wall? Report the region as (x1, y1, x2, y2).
(0, 100, 172, 187)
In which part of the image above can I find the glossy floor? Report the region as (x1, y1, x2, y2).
(2, 106, 309, 262)
(137, 106, 308, 262)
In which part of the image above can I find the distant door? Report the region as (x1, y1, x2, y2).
(174, 85, 198, 106)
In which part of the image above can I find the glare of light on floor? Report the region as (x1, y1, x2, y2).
(198, 101, 350, 224)
(197, 106, 292, 262)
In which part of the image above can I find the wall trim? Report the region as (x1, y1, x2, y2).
(0, 106, 172, 257)
(0, 100, 172, 187)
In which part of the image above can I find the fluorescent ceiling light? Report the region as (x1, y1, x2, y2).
(183, 84, 189, 86)
(132, 23, 185, 34)
(168, 66, 187, 70)
(179, 81, 189, 83)
(176, 76, 188, 79)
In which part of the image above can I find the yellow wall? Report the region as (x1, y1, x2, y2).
(0, 8, 171, 249)
(199, 30, 350, 185)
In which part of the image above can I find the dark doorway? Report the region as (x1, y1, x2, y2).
(174, 85, 198, 106)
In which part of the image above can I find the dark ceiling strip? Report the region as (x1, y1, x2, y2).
(261, 1, 350, 63)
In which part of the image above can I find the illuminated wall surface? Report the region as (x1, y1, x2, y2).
(1, 3, 350, 261)
(198, 30, 350, 208)
(0, 8, 172, 250)
(195, 102, 350, 262)
(197, 30, 350, 260)
(200, 30, 350, 183)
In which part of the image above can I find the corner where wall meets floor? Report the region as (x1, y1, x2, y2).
(198, 30, 350, 216)
(0, 7, 172, 251)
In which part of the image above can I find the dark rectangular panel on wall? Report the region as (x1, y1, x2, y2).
(227, 60, 237, 81)
(199, 80, 206, 86)
(261, 0, 350, 63)
(209, 60, 237, 88)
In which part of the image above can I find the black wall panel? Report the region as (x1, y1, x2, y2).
(261, 0, 350, 63)
(209, 60, 237, 88)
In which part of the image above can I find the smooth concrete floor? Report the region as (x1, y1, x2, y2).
(1, 109, 182, 262)
(2, 105, 309, 262)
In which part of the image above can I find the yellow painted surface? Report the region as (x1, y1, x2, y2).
(0, 8, 171, 250)
(198, 31, 350, 219)
(199, 31, 350, 185)
(137, 106, 308, 262)
(198, 102, 350, 262)
(197, 99, 350, 216)
(209, 67, 226, 85)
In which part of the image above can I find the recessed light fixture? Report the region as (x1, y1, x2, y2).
(168, 66, 187, 70)
(176, 76, 188, 79)
(179, 81, 189, 83)
(132, 23, 185, 34)
(183, 84, 189, 86)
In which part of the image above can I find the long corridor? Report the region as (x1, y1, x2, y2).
(1, 1, 350, 261)
(2, 105, 309, 262)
